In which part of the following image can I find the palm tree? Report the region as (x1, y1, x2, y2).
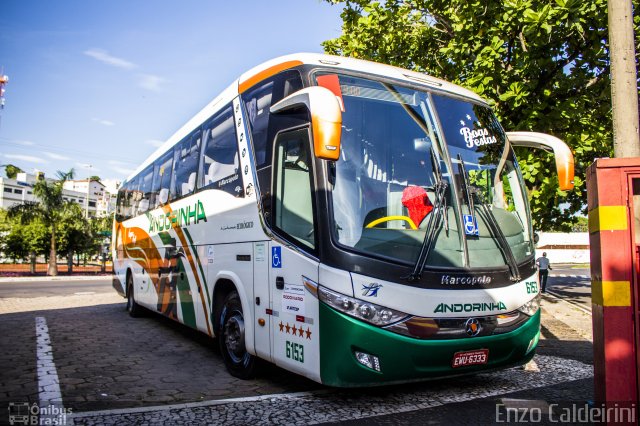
(8, 169, 74, 276)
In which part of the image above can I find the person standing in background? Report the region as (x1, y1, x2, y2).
(536, 252, 552, 293)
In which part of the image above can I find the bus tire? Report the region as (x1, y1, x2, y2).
(218, 291, 256, 379)
(126, 272, 142, 318)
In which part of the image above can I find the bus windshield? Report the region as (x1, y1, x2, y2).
(323, 74, 534, 271)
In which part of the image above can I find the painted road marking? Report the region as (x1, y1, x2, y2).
(70, 355, 592, 424)
(74, 292, 96, 295)
(36, 316, 71, 424)
(500, 398, 551, 411)
(544, 291, 591, 315)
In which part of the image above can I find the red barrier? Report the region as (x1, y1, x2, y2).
(587, 158, 640, 416)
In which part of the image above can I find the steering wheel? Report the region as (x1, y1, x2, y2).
(365, 215, 418, 230)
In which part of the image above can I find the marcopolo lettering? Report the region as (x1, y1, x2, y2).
(148, 200, 207, 233)
(441, 275, 492, 286)
(434, 301, 507, 313)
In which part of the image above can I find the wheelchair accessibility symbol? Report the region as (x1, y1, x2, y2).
(272, 246, 282, 268)
(463, 214, 479, 236)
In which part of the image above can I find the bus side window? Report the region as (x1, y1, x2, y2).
(152, 150, 173, 208)
(199, 104, 243, 197)
(273, 128, 316, 250)
(170, 130, 201, 201)
(116, 185, 126, 221)
(138, 165, 154, 213)
(127, 177, 140, 218)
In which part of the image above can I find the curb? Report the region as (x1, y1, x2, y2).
(0, 275, 112, 283)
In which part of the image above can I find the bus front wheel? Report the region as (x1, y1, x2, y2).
(218, 291, 256, 379)
(126, 273, 142, 318)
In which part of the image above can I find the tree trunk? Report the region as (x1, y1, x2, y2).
(67, 250, 73, 274)
(48, 225, 58, 276)
(29, 252, 36, 274)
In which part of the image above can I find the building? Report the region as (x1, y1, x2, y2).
(0, 172, 118, 217)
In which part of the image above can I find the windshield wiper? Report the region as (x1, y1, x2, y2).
(406, 148, 448, 282)
(457, 157, 521, 282)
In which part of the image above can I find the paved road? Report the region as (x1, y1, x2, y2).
(0, 275, 595, 425)
(0, 277, 112, 298)
(546, 266, 591, 312)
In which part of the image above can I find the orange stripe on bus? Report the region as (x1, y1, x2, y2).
(238, 60, 303, 93)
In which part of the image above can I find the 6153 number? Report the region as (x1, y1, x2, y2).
(286, 341, 304, 363)
(526, 281, 538, 294)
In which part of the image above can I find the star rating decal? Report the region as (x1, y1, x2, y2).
(278, 321, 312, 339)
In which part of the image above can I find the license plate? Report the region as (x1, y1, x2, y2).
(452, 349, 489, 368)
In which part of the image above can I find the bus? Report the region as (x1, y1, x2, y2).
(112, 53, 574, 387)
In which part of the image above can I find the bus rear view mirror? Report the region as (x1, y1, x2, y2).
(270, 86, 342, 161)
(506, 132, 575, 191)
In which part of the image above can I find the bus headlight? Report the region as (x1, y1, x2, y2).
(517, 295, 541, 317)
(318, 286, 409, 326)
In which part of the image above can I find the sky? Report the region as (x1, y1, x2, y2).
(0, 0, 343, 188)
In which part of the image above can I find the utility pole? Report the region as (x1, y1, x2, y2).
(609, 0, 640, 158)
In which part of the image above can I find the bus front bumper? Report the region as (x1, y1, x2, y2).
(319, 303, 540, 387)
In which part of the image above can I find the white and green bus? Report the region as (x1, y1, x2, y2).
(113, 53, 574, 386)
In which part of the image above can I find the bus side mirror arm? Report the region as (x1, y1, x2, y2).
(270, 86, 342, 161)
(506, 131, 575, 191)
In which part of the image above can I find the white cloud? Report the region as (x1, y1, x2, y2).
(108, 160, 135, 176)
(92, 118, 115, 126)
(3, 153, 48, 164)
(139, 74, 166, 92)
(84, 48, 137, 70)
(76, 163, 100, 172)
(15, 140, 35, 146)
(45, 152, 71, 161)
(144, 139, 164, 148)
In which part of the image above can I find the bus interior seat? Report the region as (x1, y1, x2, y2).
(182, 172, 196, 195)
(205, 154, 239, 186)
(138, 198, 149, 212)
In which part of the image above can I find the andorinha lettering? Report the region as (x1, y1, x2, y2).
(460, 126, 498, 148)
(441, 275, 492, 285)
(434, 301, 507, 313)
(148, 200, 207, 233)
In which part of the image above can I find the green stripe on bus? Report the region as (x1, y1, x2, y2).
(176, 258, 196, 328)
(183, 228, 210, 300)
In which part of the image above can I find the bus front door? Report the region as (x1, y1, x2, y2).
(269, 243, 320, 382)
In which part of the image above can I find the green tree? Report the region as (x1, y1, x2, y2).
(323, 0, 638, 230)
(89, 175, 101, 182)
(57, 203, 93, 273)
(0, 211, 49, 272)
(4, 164, 24, 179)
(0, 219, 29, 262)
(7, 169, 75, 275)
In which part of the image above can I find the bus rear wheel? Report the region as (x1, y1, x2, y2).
(126, 273, 142, 318)
(218, 291, 256, 379)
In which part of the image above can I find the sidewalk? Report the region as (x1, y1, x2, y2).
(0, 274, 111, 283)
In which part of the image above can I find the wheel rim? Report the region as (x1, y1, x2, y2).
(223, 313, 246, 363)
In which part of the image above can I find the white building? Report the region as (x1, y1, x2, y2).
(0, 173, 117, 217)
